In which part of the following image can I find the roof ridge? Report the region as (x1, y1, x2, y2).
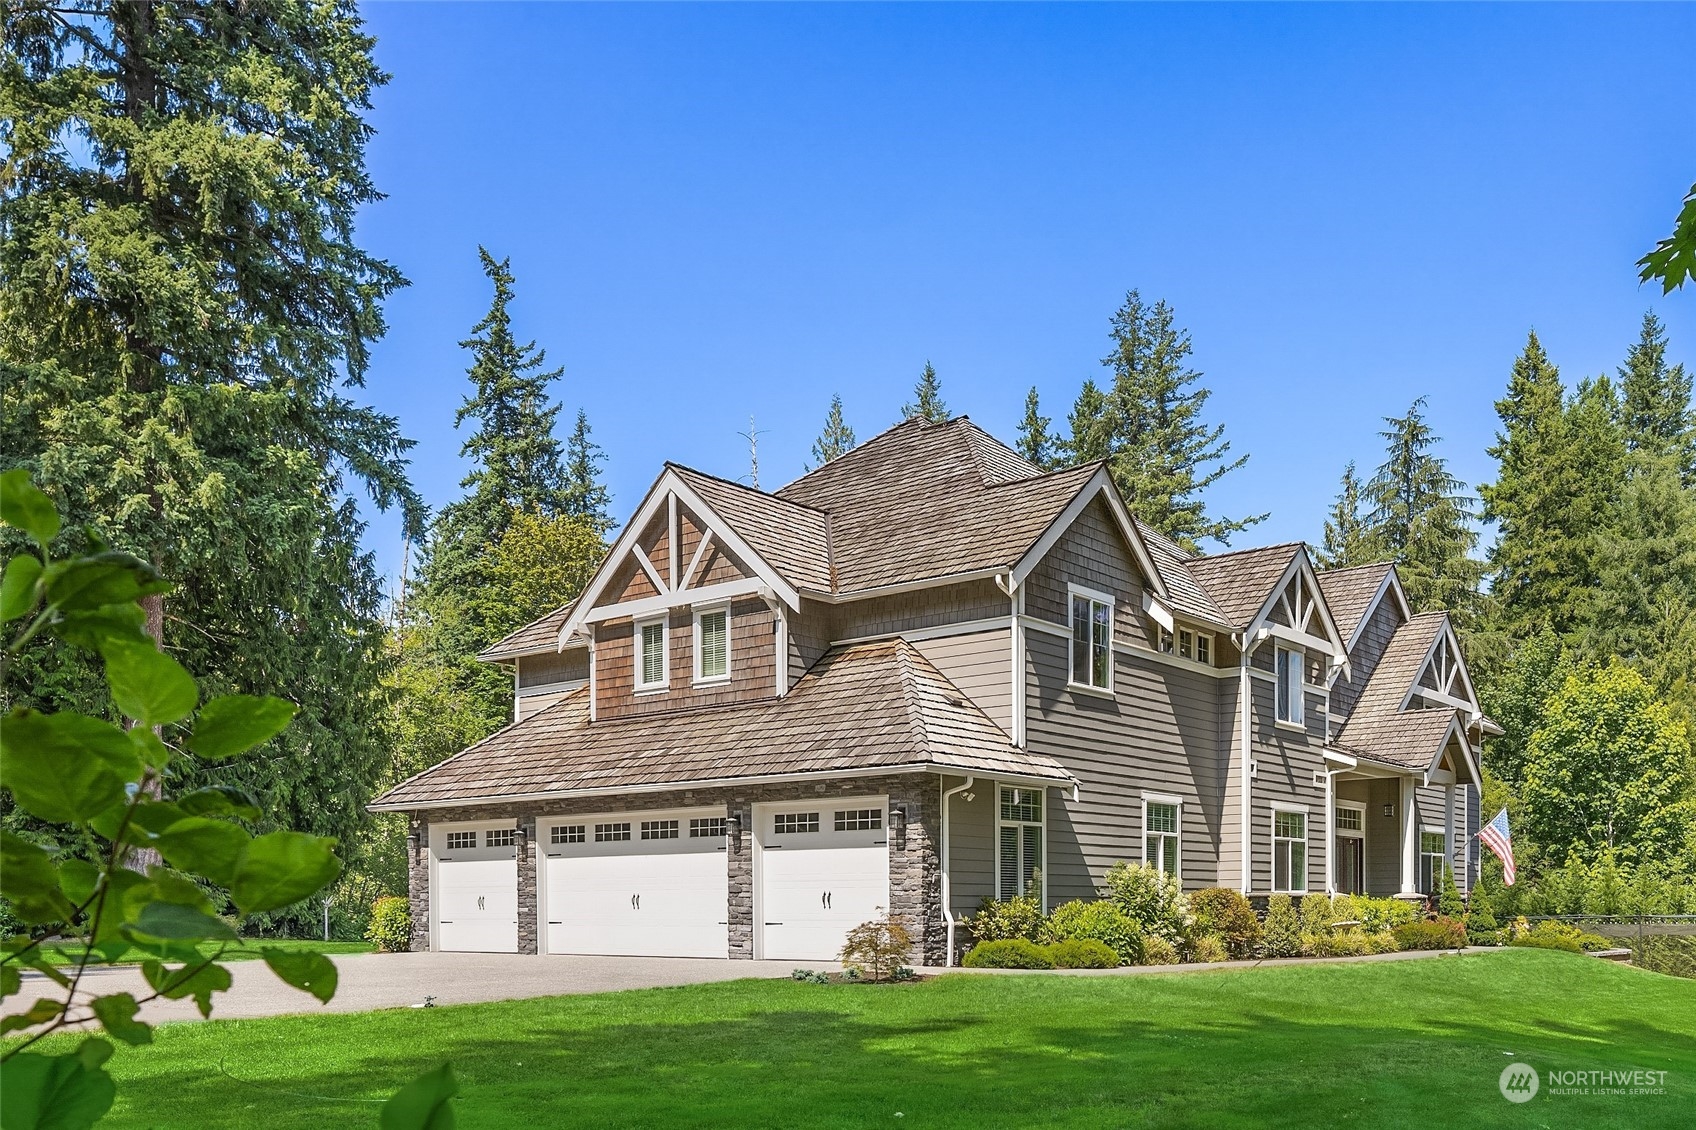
(892, 639, 932, 753)
(1191, 540, 1306, 564)
(666, 461, 830, 515)
(980, 458, 1105, 491)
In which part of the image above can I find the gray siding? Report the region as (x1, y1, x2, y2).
(1414, 780, 1471, 895)
(915, 629, 1013, 737)
(1241, 661, 1328, 894)
(942, 775, 996, 918)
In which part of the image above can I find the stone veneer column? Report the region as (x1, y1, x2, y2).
(886, 779, 944, 967)
(407, 815, 430, 952)
(725, 799, 754, 958)
(517, 815, 539, 955)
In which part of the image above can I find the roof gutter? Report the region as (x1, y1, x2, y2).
(800, 567, 1010, 605)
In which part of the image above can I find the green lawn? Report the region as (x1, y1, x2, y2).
(39, 939, 374, 966)
(63, 950, 1696, 1128)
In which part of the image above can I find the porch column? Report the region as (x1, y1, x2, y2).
(1324, 770, 1336, 895)
(1444, 782, 1456, 891)
(1399, 776, 1418, 895)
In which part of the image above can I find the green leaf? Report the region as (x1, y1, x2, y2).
(43, 552, 167, 613)
(0, 710, 140, 823)
(186, 694, 297, 760)
(0, 997, 63, 1036)
(229, 832, 341, 914)
(176, 785, 262, 821)
(0, 470, 61, 546)
(153, 818, 250, 887)
(145, 868, 218, 917)
(52, 601, 149, 651)
(140, 960, 231, 1019)
(89, 993, 152, 1047)
(0, 831, 74, 925)
(259, 947, 338, 1004)
(102, 638, 198, 726)
(125, 901, 237, 944)
(0, 1040, 116, 1130)
(380, 1064, 459, 1130)
(1, 554, 44, 622)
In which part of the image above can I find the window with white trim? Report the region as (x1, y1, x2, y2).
(1273, 808, 1308, 892)
(551, 825, 585, 845)
(694, 605, 729, 682)
(594, 822, 631, 842)
(1335, 806, 1363, 834)
(1144, 800, 1180, 878)
(833, 808, 882, 832)
(1154, 625, 1174, 654)
(1178, 629, 1212, 665)
(773, 812, 819, 835)
(998, 786, 1044, 901)
(1275, 646, 1305, 725)
(445, 831, 475, 851)
(1420, 830, 1448, 893)
(1069, 589, 1113, 689)
(485, 828, 515, 848)
(689, 817, 726, 839)
(636, 616, 668, 690)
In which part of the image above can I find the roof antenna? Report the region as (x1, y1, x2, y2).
(737, 415, 764, 490)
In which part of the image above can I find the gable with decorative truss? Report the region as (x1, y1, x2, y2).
(1404, 619, 1479, 716)
(1246, 550, 1349, 669)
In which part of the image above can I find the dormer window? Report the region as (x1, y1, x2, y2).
(636, 616, 668, 691)
(1178, 629, 1212, 665)
(694, 605, 729, 683)
(1069, 586, 1113, 691)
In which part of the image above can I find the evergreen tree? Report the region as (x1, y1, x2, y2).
(1062, 291, 1262, 550)
(1618, 311, 1695, 483)
(1016, 387, 1054, 469)
(1365, 397, 1483, 620)
(1480, 333, 1624, 637)
(1317, 462, 1382, 568)
(809, 394, 857, 469)
(1, 0, 419, 925)
(1478, 631, 1573, 787)
(902, 361, 949, 422)
(563, 408, 612, 533)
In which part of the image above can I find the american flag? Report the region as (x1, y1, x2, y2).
(1479, 807, 1515, 886)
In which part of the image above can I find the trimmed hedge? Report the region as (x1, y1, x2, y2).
(963, 939, 1055, 969)
(1040, 900, 1141, 964)
(1391, 916, 1467, 951)
(1048, 939, 1120, 968)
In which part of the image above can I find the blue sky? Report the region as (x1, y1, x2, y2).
(352, 3, 1693, 589)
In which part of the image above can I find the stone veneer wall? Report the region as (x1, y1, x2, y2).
(402, 772, 944, 965)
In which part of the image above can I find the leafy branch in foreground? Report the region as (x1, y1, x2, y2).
(0, 471, 453, 1129)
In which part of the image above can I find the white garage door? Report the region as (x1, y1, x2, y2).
(541, 809, 728, 958)
(432, 823, 518, 953)
(757, 797, 890, 961)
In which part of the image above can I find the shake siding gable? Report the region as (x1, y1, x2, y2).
(1024, 496, 1145, 639)
(594, 596, 777, 719)
(829, 580, 1009, 641)
(1333, 594, 1404, 719)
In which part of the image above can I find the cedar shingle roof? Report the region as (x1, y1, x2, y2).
(1134, 520, 1230, 625)
(477, 601, 581, 662)
(668, 465, 833, 592)
(371, 638, 1072, 808)
(775, 417, 1098, 593)
(1316, 563, 1396, 645)
(1333, 706, 1460, 771)
(1342, 611, 1447, 722)
(1182, 543, 1304, 627)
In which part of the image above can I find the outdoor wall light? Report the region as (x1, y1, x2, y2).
(406, 828, 420, 859)
(1383, 804, 1395, 818)
(515, 822, 529, 853)
(726, 813, 742, 838)
(890, 805, 907, 836)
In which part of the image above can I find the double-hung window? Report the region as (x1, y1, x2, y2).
(1273, 808, 1308, 892)
(1144, 798, 1180, 878)
(1069, 588, 1113, 691)
(635, 616, 668, 691)
(1275, 646, 1305, 726)
(1420, 830, 1448, 893)
(694, 605, 729, 683)
(997, 786, 1044, 902)
(1177, 629, 1212, 665)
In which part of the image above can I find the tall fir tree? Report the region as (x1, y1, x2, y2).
(1317, 462, 1383, 568)
(1016, 387, 1054, 469)
(1479, 333, 1624, 638)
(809, 394, 857, 469)
(563, 408, 612, 533)
(1365, 397, 1483, 621)
(1618, 311, 1695, 483)
(0, 0, 420, 923)
(1062, 291, 1262, 550)
(902, 361, 949, 422)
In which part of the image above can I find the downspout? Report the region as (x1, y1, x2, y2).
(1237, 633, 1252, 895)
(940, 775, 975, 967)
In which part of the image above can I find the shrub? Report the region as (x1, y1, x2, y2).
(1298, 893, 1339, 937)
(1048, 939, 1120, 968)
(1437, 864, 1466, 919)
(1102, 862, 1190, 945)
(1391, 916, 1468, 951)
(1305, 928, 1375, 957)
(962, 938, 1054, 969)
(366, 896, 411, 953)
(1332, 893, 1419, 933)
(1507, 920, 1615, 954)
(1189, 934, 1229, 964)
(840, 912, 915, 981)
(969, 894, 1045, 943)
(1188, 888, 1260, 957)
(1261, 895, 1303, 957)
(1040, 900, 1142, 964)
(1140, 936, 1178, 965)
(1364, 930, 1401, 954)
(1465, 899, 1501, 946)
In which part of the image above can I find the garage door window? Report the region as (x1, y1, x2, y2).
(998, 787, 1044, 901)
(446, 831, 475, 851)
(551, 825, 585, 845)
(595, 822, 632, 842)
(641, 820, 680, 840)
(689, 817, 726, 838)
(486, 828, 515, 848)
(834, 809, 882, 832)
(774, 812, 819, 834)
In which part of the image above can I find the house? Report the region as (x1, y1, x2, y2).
(370, 417, 1496, 965)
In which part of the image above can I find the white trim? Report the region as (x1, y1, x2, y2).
(667, 493, 680, 586)
(629, 542, 667, 596)
(1274, 645, 1306, 727)
(1019, 614, 1070, 639)
(805, 567, 1008, 604)
(1115, 640, 1237, 680)
(371, 763, 1071, 813)
(692, 602, 731, 685)
(774, 602, 790, 696)
(1334, 800, 1366, 837)
(1270, 802, 1310, 894)
(1399, 618, 1480, 715)
(680, 530, 716, 591)
(1008, 468, 1171, 602)
(581, 577, 773, 625)
(1142, 592, 1175, 633)
(1237, 644, 1252, 894)
(1245, 550, 1350, 669)
(634, 614, 669, 691)
(1010, 584, 1026, 747)
(1141, 794, 1182, 882)
(515, 678, 588, 699)
(1066, 583, 1115, 693)
(993, 781, 1047, 910)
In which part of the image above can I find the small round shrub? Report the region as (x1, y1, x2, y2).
(962, 938, 1054, 969)
(1306, 928, 1375, 957)
(1040, 900, 1142, 964)
(1047, 939, 1120, 968)
(1364, 930, 1401, 955)
(1188, 888, 1259, 957)
(1333, 894, 1418, 933)
(1140, 936, 1178, 965)
(365, 896, 411, 953)
(1189, 934, 1229, 963)
(1391, 915, 1467, 951)
(1261, 895, 1303, 957)
(969, 894, 1045, 943)
(1102, 862, 1191, 945)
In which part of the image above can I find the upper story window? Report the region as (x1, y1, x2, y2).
(1069, 586, 1113, 691)
(694, 605, 729, 683)
(1275, 646, 1305, 726)
(636, 616, 668, 691)
(1178, 629, 1212, 665)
